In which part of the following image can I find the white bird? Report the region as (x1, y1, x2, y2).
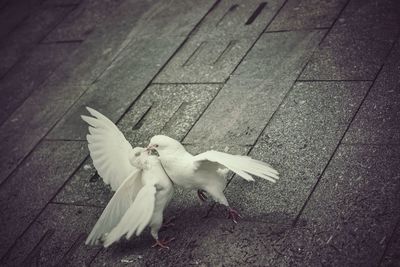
(146, 135, 279, 222)
(82, 108, 174, 249)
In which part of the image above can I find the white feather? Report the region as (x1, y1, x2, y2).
(149, 135, 279, 210)
(81, 107, 136, 190)
(85, 170, 142, 245)
(194, 150, 279, 182)
(103, 184, 156, 247)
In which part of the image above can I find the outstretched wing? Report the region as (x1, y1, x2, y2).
(103, 183, 157, 247)
(85, 170, 142, 245)
(81, 107, 136, 190)
(193, 150, 279, 183)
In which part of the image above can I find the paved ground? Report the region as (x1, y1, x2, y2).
(0, 0, 399, 266)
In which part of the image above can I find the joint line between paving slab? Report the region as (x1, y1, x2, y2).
(50, 201, 105, 209)
(180, 83, 224, 142)
(0, 156, 92, 262)
(378, 216, 400, 266)
(40, 39, 84, 44)
(317, 0, 351, 46)
(293, 32, 400, 226)
(57, 233, 88, 266)
(44, 138, 86, 142)
(296, 79, 374, 82)
(1, 0, 223, 262)
(151, 82, 225, 85)
(0, 41, 83, 129)
(222, 40, 314, 194)
(0, 83, 91, 188)
(265, 27, 330, 33)
(223, 0, 290, 84)
(94, 0, 224, 126)
(37, 3, 81, 44)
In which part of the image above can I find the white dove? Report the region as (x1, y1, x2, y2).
(146, 135, 279, 222)
(82, 108, 174, 249)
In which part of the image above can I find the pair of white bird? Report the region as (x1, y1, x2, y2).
(83, 107, 279, 249)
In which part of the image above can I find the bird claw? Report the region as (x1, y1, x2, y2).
(151, 237, 175, 250)
(197, 189, 208, 202)
(227, 208, 242, 224)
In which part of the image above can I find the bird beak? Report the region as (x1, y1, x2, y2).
(146, 144, 156, 151)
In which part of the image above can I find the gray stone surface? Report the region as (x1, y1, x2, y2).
(381, 222, 400, 267)
(1, 204, 102, 266)
(344, 39, 400, 144)
(0, 0, 42, 40)
(45, 0, 214, 86)
(300, 0, 400, 81)
(0, 84, 88, 185)
(0, 0, 398, 265)
(43, 0, 160, 86)
(54, 84, 221, 205)
(42, 0, 82, 5)
(90, 209, 207, 266)
(299, 144, 400, 266)
(0, 141, 87, 260)
(178, 145, 400, 266)
(0, 5, 73, 77)
(154, 0, 286, 83)
(267, 0, 347, 31)
(44, 0, 125, 42)
(175, 218, 305, 266)
(47, 36, 185, 140)
(223, 81, 370, 220)
(185, 30, 325, 147)
(0, 42, 80, 125)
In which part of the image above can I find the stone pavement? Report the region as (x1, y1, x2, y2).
(0, 0, 399, 266)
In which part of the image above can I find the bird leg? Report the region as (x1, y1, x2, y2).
(161, 216, 176, 229)
(227, 207, 242, 224)
(151, 237, 175, 250)
(197, 189, 208, 202)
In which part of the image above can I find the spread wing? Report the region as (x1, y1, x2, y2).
(103, 183, 157, 247)
(81, 107, 136, 190)
(85, 170, 142, 245)
(193, 150, 279, 183)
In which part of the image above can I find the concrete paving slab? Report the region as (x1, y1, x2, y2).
(0, 42, 80, 125)
(46, 35, 221, 141)
(46, 36, 184, 140)
(185, 30, 325, 147)
(44, 0, 125, 42)
(0, 84, 87, 185)
(0, 141, 87, 260)
(1, 204, 102, 266)
(300, 0, 400, 80)
(0, 0, 42, 40)
(42, 0, 82, 5)
(299, 144, 400, 266)
(181, 145, 400, 266)
(381, 222, 400, 267)
(223, 81, 370, 221)
(0, 5, 73, 77)
(154, 0, 286, 83)
(54, 84, 221, 205)
(43, 0, 159, 86)
(267, 0, 347, 31)
(45, 0, 214, 86)
(343, 39, 400, 144)
(175, 218, 307, 266)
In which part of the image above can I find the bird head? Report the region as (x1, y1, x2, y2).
(146, 135, 185, 156)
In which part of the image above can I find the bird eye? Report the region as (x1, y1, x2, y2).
(155, 144, 159, 148)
